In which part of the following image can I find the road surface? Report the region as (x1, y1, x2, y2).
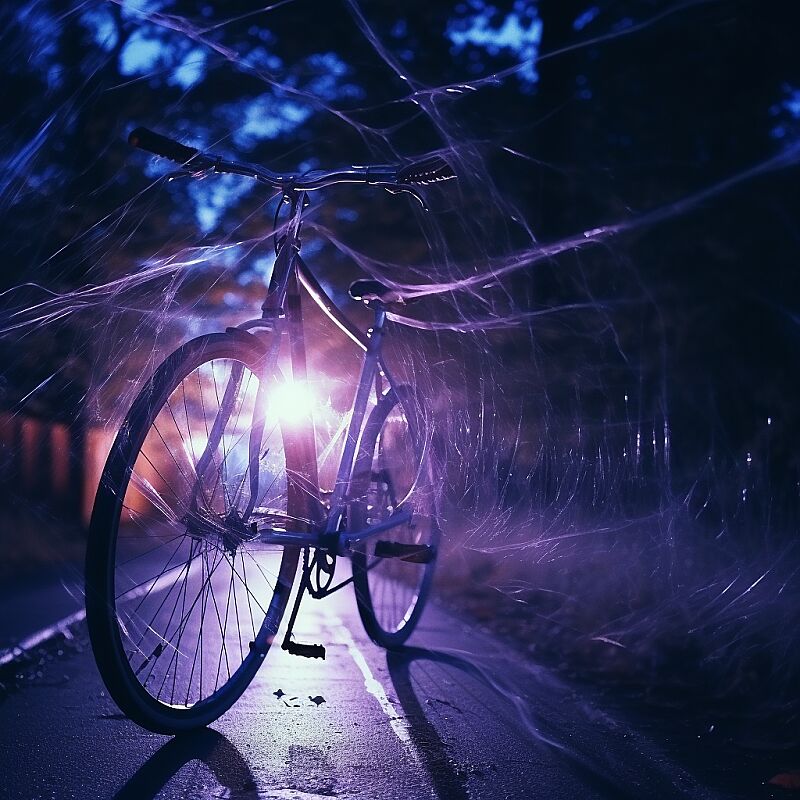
(0, 564, 772, 800)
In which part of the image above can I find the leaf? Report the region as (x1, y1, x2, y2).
(273, 688, 285, 699)
(309, 695, 326, 706)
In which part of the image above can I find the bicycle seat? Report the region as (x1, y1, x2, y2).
(349, 279, 408, 305)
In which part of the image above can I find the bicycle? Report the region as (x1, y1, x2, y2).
(85, 127, 455, 734)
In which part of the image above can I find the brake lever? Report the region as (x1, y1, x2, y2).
(382, 183, 429, 212)
(165, 169, 192, 182)
(166, 165, 219, 183)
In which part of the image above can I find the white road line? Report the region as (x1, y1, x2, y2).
(0, 561, 188, 668)
(323, 609, 417, 753)
(0, 608, 86, 668)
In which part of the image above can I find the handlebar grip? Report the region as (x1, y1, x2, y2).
(397, 155, 455, 186)
(128, 127, 201, 165)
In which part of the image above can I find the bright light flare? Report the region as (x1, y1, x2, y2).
(271, 380, 317, 426)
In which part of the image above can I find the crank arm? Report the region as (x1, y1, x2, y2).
(338, 509, 413, 555)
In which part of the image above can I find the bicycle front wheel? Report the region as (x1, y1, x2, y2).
(86, 332, 310, 733)
(351, 386, 440, 648)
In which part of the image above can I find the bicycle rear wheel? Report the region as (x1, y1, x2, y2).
(86, 332, 310, 733)
(351, 386, 440, 648)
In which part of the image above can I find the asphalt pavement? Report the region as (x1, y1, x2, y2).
(0, 563, 769, 800)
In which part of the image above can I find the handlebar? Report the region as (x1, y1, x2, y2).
(128, 127, 455, 197)
(129, 128, 203, 167)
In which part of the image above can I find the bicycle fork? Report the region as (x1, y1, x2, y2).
(187, 194, 306, 523)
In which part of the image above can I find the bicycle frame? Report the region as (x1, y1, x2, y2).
(229, 192, 412, 558)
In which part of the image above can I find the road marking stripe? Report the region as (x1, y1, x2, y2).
(0, 561, 188, 668)
(323, 609, 417, 751)
(0, 608, 86, 668)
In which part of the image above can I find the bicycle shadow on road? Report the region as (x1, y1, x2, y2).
(387, 645, 646, 800)
(385, 646, 475, 800)
(112, 728, 257, 800)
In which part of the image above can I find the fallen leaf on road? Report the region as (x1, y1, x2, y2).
(273, 689, 285, 699)
(769, 771, 800, 789)
(309, 695, 325, 706)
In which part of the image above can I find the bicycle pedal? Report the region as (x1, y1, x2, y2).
(374, 541, 436, 564)
(282, 640, 326, 660)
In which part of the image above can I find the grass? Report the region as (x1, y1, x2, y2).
(433, 427, 800, 753)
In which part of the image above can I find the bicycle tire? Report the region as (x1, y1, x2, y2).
(350, 385, 440, 648)
(86, 331, 309, 733)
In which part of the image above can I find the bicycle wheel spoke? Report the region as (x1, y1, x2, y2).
(133, 544, 198, 655)
(116, 538, 189, 603)
(92, 342, 300, 724)
(151, 549, 195, 700)
(165, 392, 214, 515)
(166, 538, 194, 704)
(208, 361, 233, 511)
(224, 369, 257, 513)
(208, 556, 231, 691)
(140, 541, 226, 691)
(180, 379, 220, 514)
(353, 393, 439, 645)
(240, 550, 256, 642)
(116, 531, 184, 568)
(195, 366, 224, 514)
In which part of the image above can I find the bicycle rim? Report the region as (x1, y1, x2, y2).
(86, 333, 306, 732)
(351, 386, 440, 648)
